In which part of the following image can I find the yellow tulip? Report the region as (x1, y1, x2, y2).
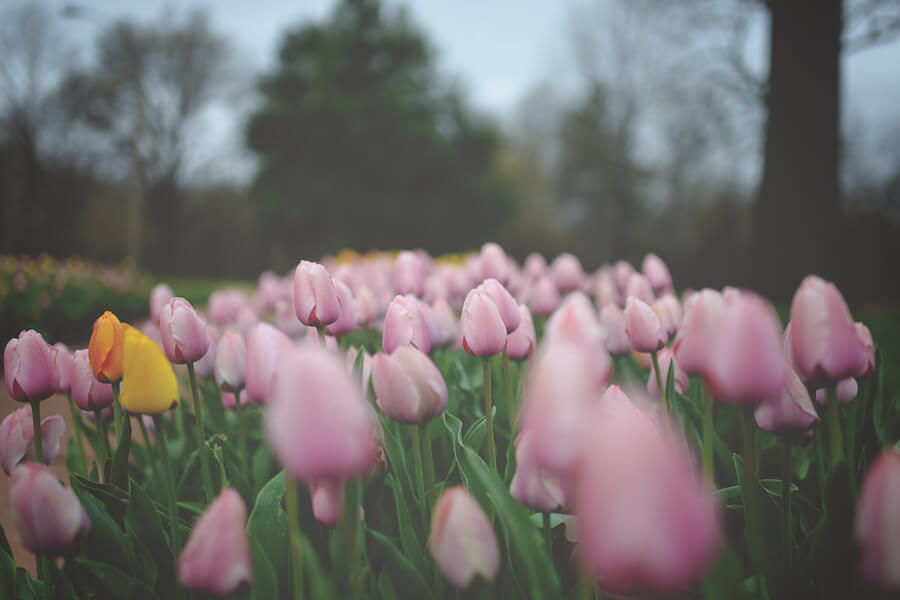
(119, 327, 179, 415)
(89, 311, 124, 383)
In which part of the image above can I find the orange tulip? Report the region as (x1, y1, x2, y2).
(89, 311, 124, 383)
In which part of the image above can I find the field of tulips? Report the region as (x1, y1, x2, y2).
(1, 244, 898, 599)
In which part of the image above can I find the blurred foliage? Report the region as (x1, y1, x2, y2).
(246, 0, 514, 269)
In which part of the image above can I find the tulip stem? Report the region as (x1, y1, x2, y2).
(93, 409, 109, 480)
(233, 391, 249, 477)
(284, 474, 305, 600)
(409, 425, 428, 514)
(783, 440, 793, 571)
(701, 384, 714, 484)
(420, 424, 436, 510)
(483, 358, 497, 475)
(137, 416, 162, 492)
(67, 394, 88, 475)
(187, 363, 214, 501)
(30, 399, 44, 465)
(503, 351, 516, 430)
(740, 407, 766, 587)
(651, 351, 667, 416)
(112, 383, 122, 448)
(826, 383, 844, 470)
(814, 429, 827, 499)
(542, 511, 552, 551)
(340, 481, 363, 599)
(153, 416, 181, 555)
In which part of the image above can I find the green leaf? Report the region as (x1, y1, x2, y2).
(810, 460, 855, 599)
(0, 546, 14, 600)
(702, 543, 751, 600)
(0, 523, 12, 557)
(71, 480, 135, 573)
(74, 558, 158, 600)
(110, 413, 132, 488)
(126, 479, 175, 598)
(248, 535, 279, 600)
(366, 529, 431, 599)
(247, 471, 289, 582)
(384, 473, 426, 576)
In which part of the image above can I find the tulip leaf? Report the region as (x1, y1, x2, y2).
(384, 473, 426, 576)
(110, 414, 132, 489)
(702, 544, 752, 600)
(366, 528, 431, 599)
(65, 433, 86, 477)
(71, 483, 136, 574)
(0, 547, 14, 600)
(74, 558, 158, 600)
(810, 460, 856, 599)
(126, 479, 174, 598)
(0, 523, 11, 558)
(377, 570, 400, 600)
(300, 523, 334, 599)
(248, 535, 279, 600)
(246, 471, 289, 583)
(70, 474, 127, 521)
(463, 412, 490, 452)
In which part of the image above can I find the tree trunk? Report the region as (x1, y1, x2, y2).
(753, 0, 843, 299)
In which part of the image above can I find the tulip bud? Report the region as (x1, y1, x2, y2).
(393, 251, 426, 297)
(222, 389, 248, 410)
(0, 406, 65, 475)
(624, 297, 667, 352)
(310, 479, 345, 527)
(575, 396, 720, 594)
(5, 330, 60, 402)
(814, 377, 858, 406)
(550, 253, 585, 293)
(460, 289, 507, 357)
(673, 289, 724, 377)
(8, 462, 89, 556)
(544, 293, 613, 387)
(193, 325, 220, 379)
(790, 275, 867, 384)
(652, 294, 682, 337)
(178, 487, 252, 596)
(215, 331, 246, 393)
(293, 260, 341, 327)
(372, 346, 448, 424)
(265, 346, 380, 481)
(150, 283, 175, 323)
(754, 364, 819, 437)
(705, 292, 785, 405)
(647, 348, 688, 398)
(245, 323, 292, 406)
(383, 295, 432, 355)
(855, 449, 900, 590)
(855, 322, 875, 378)
(429, 486, 500, 588)
(510, 431, 568, 511)
(88, 311, 125, 383)
(479, 242, 509, 285)
(641, 253, 673, 293)
(506, 305, 536, 361)
(478, 279, 521, 333)
(613, 260, 635, 294)
(594, 269, 621, 309)
(208, 289, 250, 326)
(70, 349, 113, 411)
(523, 253, 547, 280)
(355, 286, 378, 328)
(599, 304, 632, 357)
(159, 298, 210, 364)
(119, 327, 179, 415)
(54, 343, 74, 393)
(431, 299, 460, 349)
(530, 276, 560, 316)
(625, 273, 655, 305)
(324, 281, 357, 337)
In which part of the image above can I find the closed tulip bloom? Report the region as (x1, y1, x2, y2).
(54, 344, 74, 393)
(641, 253, 673, 293)
(479, 242, 509, 285)
(324, 281, 357, 337)
(625, 273, 655, 305)
(652, 294, 682, 337)
(393, 250, 426, 297)
(529, 276, 560, 316)
(544, 293, 613, 387)
(5, 331, 60, 402)
(346, 346, 374, 396)
(510, 431, 568, 512)
(207, 289, 250, 326)
(855, 322, 876, 378)
(424, 275, 449, 303)
(0, 406, 65, 475)
(149, 283, 175, 323)
(647, 348, 688, 398)
(383, 295, 432, 354)
(355, 286, 378, 328)
(594, 270, 621, 309)
(855, 449, 900, 590)
(178, 487, 251, 596)
(8, 462, 89, 556)
(89, 312, 125, 383)
(70, 349, 113, 411)
(159, 298, 210, 364)
(460, 289, 507, 357)
(293, 260, 341, 327)
(614, 260, 635, 293)
(119, 327, 180, 415)
(215, 331, 247, 393)
(245, 323, 292, 406)
(372, 346, 448, 424)
(523, 253, 547, 280)
(576, 398, 720, 594)
(506, 305, 536, 361)
(754, 364, 819, 437)
(479, 278, 521, 333)
(431, 298, 460, 348)
(550, 253, 585, 293)
(624, 297, 667, 352)
(814, 377, 858, 406)
(430, 486, 500, 588)
(193, 325, 220, 379)
(310, 479, 345, 527)
(599, 304, 632, 357)
(790, 275, 867, 384)
(265, 346, 380, 481)
(673, 289, 724, 376)
(222, 390, 248, 410)
(705, 292, 785, 405)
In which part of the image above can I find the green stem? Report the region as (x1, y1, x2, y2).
(826, 382, 844, 469)
(814, 429, 827, 499)
(651, 350, 667, 415)
(93, 409, 109, 480)
(67, 394, 88, 475)
(483, 357, 497, 474)
(111, 383, 122, 448)
(233, 390, 249, 477)
(542, 511, 552, 551)
(187, 363, 214, 501)
(740, 407, 766, 586)
(285, 475, 305, 600)
(137, 416, 162, 492)
(420, 423, 437, 510)
(701, 383, 714, 484)
(783, 440, 793, 571)
(34, 553, 44, 583)
(340, 481, 362, 599)
(409, 425, 427, 511)
(30, 400, 44, 465)
(153, 417, 181, 553)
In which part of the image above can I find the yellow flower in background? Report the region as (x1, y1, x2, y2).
(119, 327, 179, 415)
(89, 311, 124, 383)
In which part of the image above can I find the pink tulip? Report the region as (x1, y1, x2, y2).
(324, 281, 357, 337)
(624, 297, 667, 352)
(222, 390, 248, 410)
(754, 364, 819, 437)
(575, 396, 720, 594)
(178, 487, 251, 595)
(70, 349, 114, 411)
(383, 295, 432, 354)
(431, 298, 460, 349)
(530, 276, 560, 316)
(5, 330, 60, 403)
(215, 331, 246, 393)
(372, 346, 447, 424)
(523, 253, 547, 280)
(478, 278, 521, 334)
(673, 289, 724, 377)
(393, 250, 426, 297)
(647, 348, 688, 398)
(652, 294, 682, 337)
(599, 304, 632, 357)
(424, 275, 449, 303)
(150, 283, 175, 323)
(544, 293, 613, 387)
(506, 305, 536, 361)
(510, 431, 568, 511)
(460, 289, 507, 357)
(479, 242, 509, 285)
(207, 289, 250, 326)
(265, 346, 380, 481)
(0, 406, 65, 475)
(641, 253, 673, 293)
(310, 479, 345, 527)
(293, 260, 341, 327)
(790, 275, 867, 384)
(346, 346, 373, 396)
(625, 273, 655, 305)
(193, 325, 220, 379)
(613, 260, 635, 293)
(705, 292, 785, 405)
(429, 486, 500, 588)
(550, 253, 585, 293)
(54, 343, 74, 393)
(594, 270, 621, 309)
(814, 377, 858, 406)
(245, 323, 293, 406)
(159, 298, 210, 364)
(855, 322, 875, 378)
(855, 449, 900, 590)
(8, 462, 89, 556)
(355, 286, 378, 328)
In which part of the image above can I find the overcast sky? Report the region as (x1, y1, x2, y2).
(46, 0, 900, 184)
